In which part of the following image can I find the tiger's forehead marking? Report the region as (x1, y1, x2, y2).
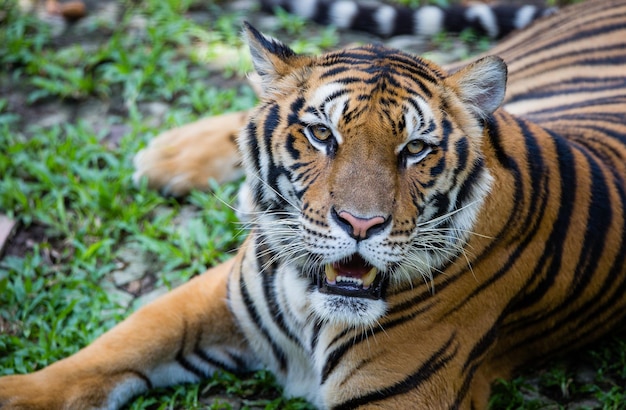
(403, 96, 439, 145)
(301, 82, 351, 144)
(299, 48, 445, 149)
(303, 76, 438, 148)
(316, 45, 445, 87)
(308, 82, 350, 120)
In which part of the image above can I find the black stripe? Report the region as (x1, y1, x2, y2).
(455, 158, 485, 207)
(321, 299, 438, 384)
(443, 117, 550, 317)
(508, 16, 626, 71)
(405, 96, 424, 119)
(245, 120, 260, 172)
(507, 78, 626, 108)
(462, 325, 498, 375)
(227, 351, 250, 371)
(505, 128, 577, 320)
(287, 96, 305, 128)
(318, 65, 351, 80)
(331, 334, 458, 410)
(506, 139, 617, 347)
(263, 103, 280, 167)
(190, 323, 243, 374)
(193, 348, 239, 375)
(310, 319, 323, 352)
(238, 263, 288, 372)
(244, 120, 266, 207)
(257, 243, 303, 348)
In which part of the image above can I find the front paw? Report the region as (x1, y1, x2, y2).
(133, 111, 246, 196)
(0, 374, 65, 409)
(0, 370, 143, 410)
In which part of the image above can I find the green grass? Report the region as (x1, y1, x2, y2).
(0, 0, 625, 409)
(489, 338, 626, 409)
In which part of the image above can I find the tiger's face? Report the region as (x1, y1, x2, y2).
(239, 24, 506, 327)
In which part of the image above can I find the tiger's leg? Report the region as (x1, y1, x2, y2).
(0, 258, 256, 410)
(133, 110, 250, 196)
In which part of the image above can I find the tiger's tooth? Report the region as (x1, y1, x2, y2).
(325, 264, 337, 284)
(362, 267, 378, 289)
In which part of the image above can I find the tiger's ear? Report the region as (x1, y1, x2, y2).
(243, 22, 304, 93)
(445, 56, 507, 118)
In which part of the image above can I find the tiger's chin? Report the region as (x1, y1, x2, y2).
(308, 253, 389, 327)
(309, 291, 388, 328)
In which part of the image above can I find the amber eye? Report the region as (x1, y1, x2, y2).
(401, 139, 432, 166)
(309, 124, 333, 142)
(304, 123, 338, 156)
(405, 139, 426, 155)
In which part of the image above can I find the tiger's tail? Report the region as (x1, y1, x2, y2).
(260, 0, 556, 38)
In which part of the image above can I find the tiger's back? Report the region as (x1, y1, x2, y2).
(481, 0, 626, 119)
(447, 0, 626, 386)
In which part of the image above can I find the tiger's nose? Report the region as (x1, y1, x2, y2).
(332, 209, 390, 240)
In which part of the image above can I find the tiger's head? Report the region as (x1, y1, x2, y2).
(238, 23, 506, 328)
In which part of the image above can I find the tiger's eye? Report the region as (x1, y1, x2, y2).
(311, 124, 332, 142)
(406, 140, 426, 155)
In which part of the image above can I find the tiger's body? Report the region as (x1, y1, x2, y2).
(2, 0, 626, 409)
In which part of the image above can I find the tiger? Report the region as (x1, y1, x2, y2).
(2, 0, 626, 409)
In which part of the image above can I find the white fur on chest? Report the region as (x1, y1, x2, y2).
(228, 253, 325, 406)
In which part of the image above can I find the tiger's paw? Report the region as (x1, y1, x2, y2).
(0, 373, 88, 409)
(0, 371, 143, 410)
(133, 111, 247, 196)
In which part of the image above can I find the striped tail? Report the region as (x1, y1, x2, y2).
(260, 0, 556, 38)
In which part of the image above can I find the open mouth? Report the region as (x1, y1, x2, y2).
(317, 254, 386, 300)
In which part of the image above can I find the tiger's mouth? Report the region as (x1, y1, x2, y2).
(317, 254, 386, 300)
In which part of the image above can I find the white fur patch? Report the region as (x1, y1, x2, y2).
(103, 377, 147, 410)
(465, 4, 499, 38)
(235, 181, 255, 222)
(308, 82, 344, 108)
(131, 149, 146, 186)
(515, 5, 538, 29)
(149, 362, 200, 387)
(413, 6, 444, 36)
(373, 5, 397, 37)
(277, 264, 312, 320)
(328, 1, 359, 29)
(291, 0, 318, 19)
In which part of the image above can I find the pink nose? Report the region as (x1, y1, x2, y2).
(335, 210, 387, 240)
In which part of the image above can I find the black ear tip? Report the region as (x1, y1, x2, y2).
(242, 21, 262, 38)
